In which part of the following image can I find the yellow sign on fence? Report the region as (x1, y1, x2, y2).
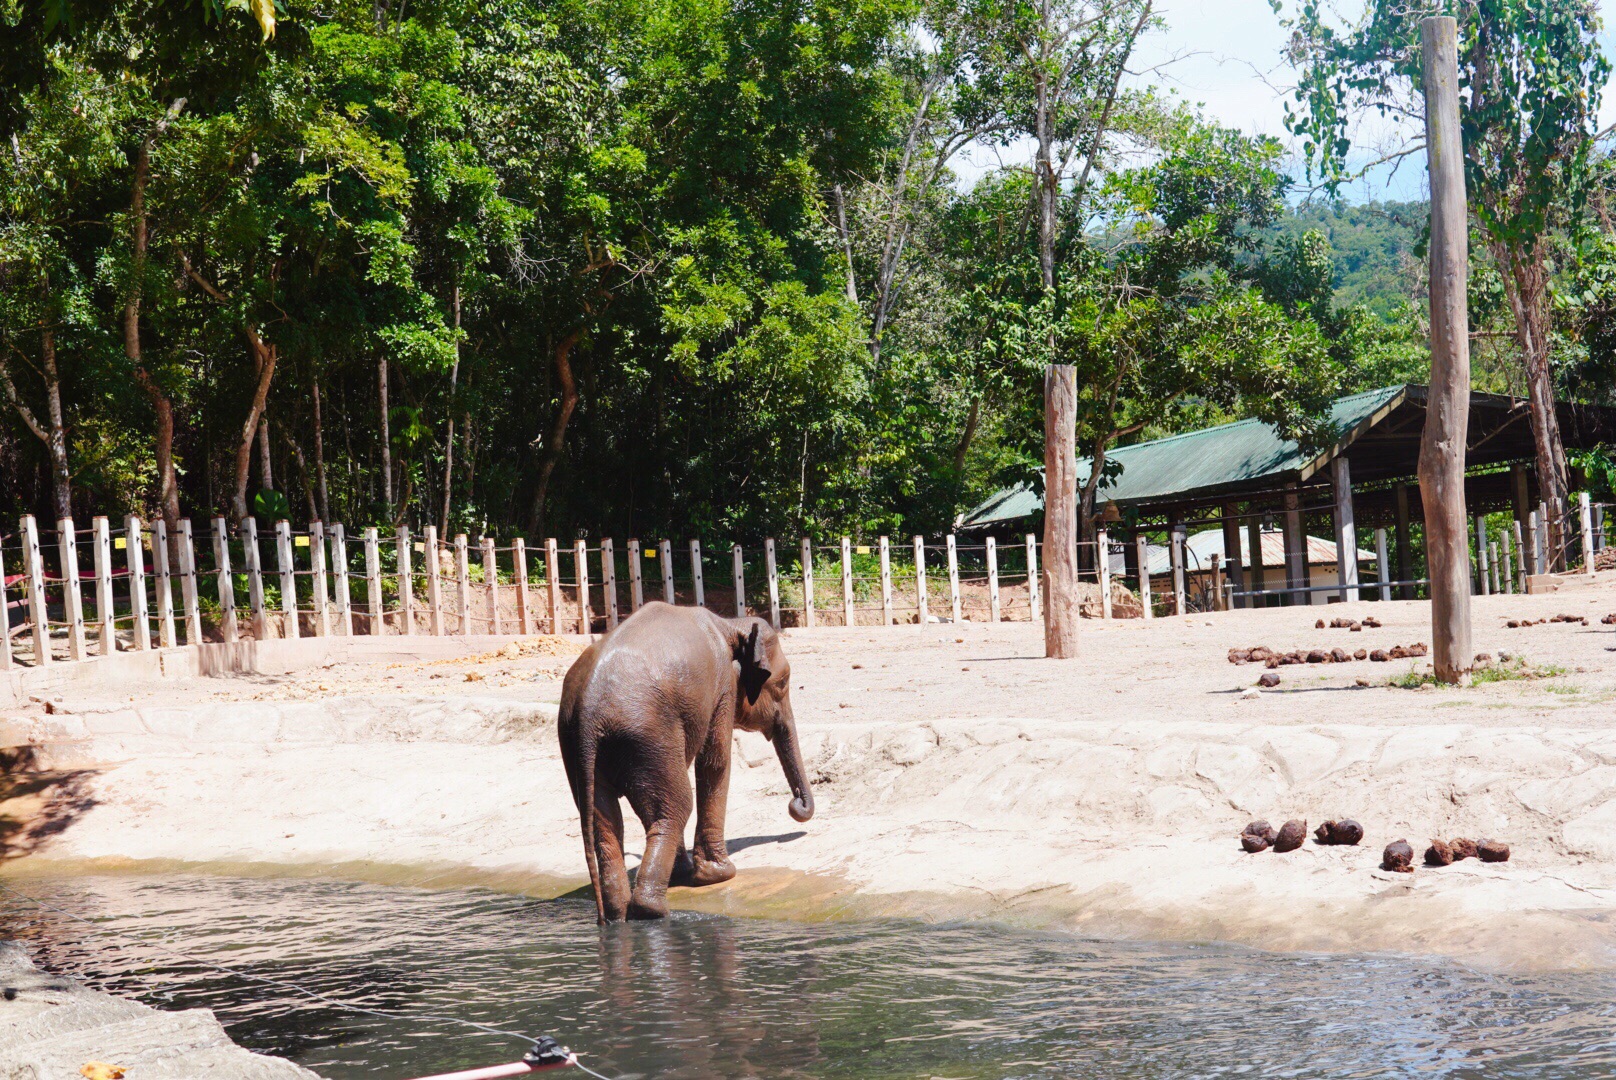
(113, 537, 126, 550)
(644, 549, 657, 558)
(295, 536, 310, 548)
(856, 545, 871, 554)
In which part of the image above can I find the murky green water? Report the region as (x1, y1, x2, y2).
(3, 874, 1616, 1078)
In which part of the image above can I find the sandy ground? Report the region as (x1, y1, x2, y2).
(5, 580, 1616, 972)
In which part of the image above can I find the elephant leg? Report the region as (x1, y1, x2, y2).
(592, 779, 631, 923)
(625, 778, 692, 920)
(688, 748, 736, 886)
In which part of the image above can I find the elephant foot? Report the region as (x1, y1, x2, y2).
(687, 854, 735, 886)
(626, 896, 669, 920)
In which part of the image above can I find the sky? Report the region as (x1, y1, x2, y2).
(957, 0, 1616, 205)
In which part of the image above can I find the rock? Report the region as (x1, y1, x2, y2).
(1316, 619, 1326, 629)
(1229, 648, 1252, 664)
(1474, 652, 1492, 664)
(1330, 647, 1352, 663)
(1424, 839, 1453, 866)
(1274, 819, 1307, 853)
(1354, 648, 1368, 660)
(1306, 649, 1329, 664)
(1355, 677, 1371, 686)
(1278, 653, 1301, 666)
(1363, 617, 1382, 628)
(1603, 613, 1616, 625)
(1250, 646, 1275, 661)
(1449, 838, 1478, 861)
(1349, 622, 1362, 631)
(1382, 839, 1414, 872)
(1265, 657, 1280, 669)
(1330, 617, 1354, 629)
(1370, 649, 1389, 662)
(1258, 672, 1280, 688)
(1507, 620, 1520, 629)
(1408, 642, 1429, 656)
(1388, 646, 1408, 659)
(1478, 839, 1511, 863)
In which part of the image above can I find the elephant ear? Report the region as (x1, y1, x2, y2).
(735, 622, 770, 705)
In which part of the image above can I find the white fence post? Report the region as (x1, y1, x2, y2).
(1499, 530, 1514, 594)
(658, 540, 674, 604)
(1094, 529, 1107, 620)
(365, 528, 382, 634)
(602, 537, 618, 629)
(424, 525, 443, 636)
(1027, 532, 1044, 621)
(212, 516, 238, 644)
(1474, 516, 1490, 595)
(93, 516, 114, 653)
(1489, 541, 1501, 593)
(878, 536, 894, 625)
(21, 516, 49, 665)
(153, 519, 177, 648)
(986, 536, 1001, 622)
(1535, 502, 1549, 575)
(178, 519, 201, 646)
(0, 539, 10, 670)
(483, 536, 501, 635)
(628, 539, 644, 612)
(332, 524, 352, 636)
(514, 538, 532, 634)
(545, 538, 561, 633)
(765, 538, 781, 630)
(946, 533, 961, 623)
(275, 520, 298, 640)
(1512, 519, 1527, 589)
(913, 536, 928, 623)
(454, 533, 471, 634)
(1137, 534, 1153, 620)
(574, 539, 591, 633)
(1375, 527, 1391, 601)
(58, 517, 86, 659)
(841, 537, 855, 626)
(243, 517, 267, 639)
(1582, 492, 1596, 575)
(397, 526, 415, 635)
(690, 540, 705, 607)
(1170, 525, 1186, 615)
(732, 543, 746, 618)
(800, 538, 815, 627)
(126, 515, 149, 650)
(310, 521, 330, 637)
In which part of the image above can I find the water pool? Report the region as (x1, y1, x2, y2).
(3, 873, 1613, 1078)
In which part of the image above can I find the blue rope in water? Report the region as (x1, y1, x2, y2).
(0, 880, 621, 1080)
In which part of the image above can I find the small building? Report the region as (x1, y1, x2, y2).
(1129, 528, 1376, 608)
(960, 384, 1616, 606)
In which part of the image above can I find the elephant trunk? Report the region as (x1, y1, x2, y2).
(772, 709, 815, 823)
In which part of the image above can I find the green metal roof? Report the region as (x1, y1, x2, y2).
(958, 385, 1409, 528)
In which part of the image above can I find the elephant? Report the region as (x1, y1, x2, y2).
(558, 601, 814, 922)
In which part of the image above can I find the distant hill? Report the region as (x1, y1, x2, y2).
(1269, 199, 1427, 319)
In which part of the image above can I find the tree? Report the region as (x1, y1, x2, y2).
(1285, 0, 1610, 563)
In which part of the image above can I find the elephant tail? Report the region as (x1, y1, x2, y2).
(579, 736, 606, 925)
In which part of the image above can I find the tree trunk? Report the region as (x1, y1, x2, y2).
(379, 355, 393, 514)
(833, 184, 858, 307)
(1043, 364, 1079, 658)
(441, 281, 461, 532)
(126, 98, 185, 530)
(39, 322, 71, 522)
(529, 327, 584, 534)
(312, 378, 329, 521)
(1494, 239, 1570, 567)
(232, 330, 278, 523)
(257, 414, 275, 493)
(952, 397, 980, 475)
(1034, 19, 1057, 295)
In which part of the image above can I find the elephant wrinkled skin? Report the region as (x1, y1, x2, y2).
(558, 602, 815, 922)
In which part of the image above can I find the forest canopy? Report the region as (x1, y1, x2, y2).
(1, 0, 1609, 542)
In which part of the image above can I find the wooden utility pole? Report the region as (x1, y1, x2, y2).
(1419, 16, 1473, 682)
(1043, 364, 1079, 658)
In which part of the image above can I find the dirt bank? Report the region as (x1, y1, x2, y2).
(5, 583, 1616, 971)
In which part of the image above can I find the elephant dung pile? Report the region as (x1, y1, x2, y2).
(1228, 643, 1427, 668)
(1506, 614, 1590, 628)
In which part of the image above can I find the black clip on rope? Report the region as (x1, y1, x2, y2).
(525, 1037, 571, 1068)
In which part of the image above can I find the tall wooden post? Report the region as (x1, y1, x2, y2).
(0, 538, 11, 670)
(177, 519, 201, 646)
(913, 536, 928, 623)
(1375, 528, 1391, 601)
(424, 525, 443, 636)
(514, 538, 532, 633)
(1095, 528, 1109, 619)
(126, 515, 149, 650)
(1168, 521, 1186, 615)
(1246, 512, 1264, 606)
(1043, 364, 1079, 657)
(601, 538, 618, 629)
(764, 538, 781, 630)
(212, 516, 238, 644)
(1332, 457, 1359, 602)
(1420, 15, 1473, 681)
(1136, 534, 1153, 620)
(310, 521, 330, 637)
(658, 540, 674, 604)
(152, 519, 177, 648)
(689, 540, 705, 608)
(840, 537, 855, 626)
(1474, 515, 1491, 595)
(1026, 533, 1042, 621)
(21, 516, 49, 665)
(546, 538, 561, 632)
(365, 528, 383, 634)
(627, 540, 644, 611)
(985, 536, 1001, 622)
(731, 543, 745, 618)
(1220, 504, 1245, 609)
(276, 520, 299, 640)
(58, 517, 87, 659)
(945, 534, 961, 623)
(800, 539, 816, 627)
(877, 537, 893, 625)
(396, 526, 415, 635)
(1581, 492, 1596, 575)
(93, 517, 114, 654)
(332, 524, 352, 636)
